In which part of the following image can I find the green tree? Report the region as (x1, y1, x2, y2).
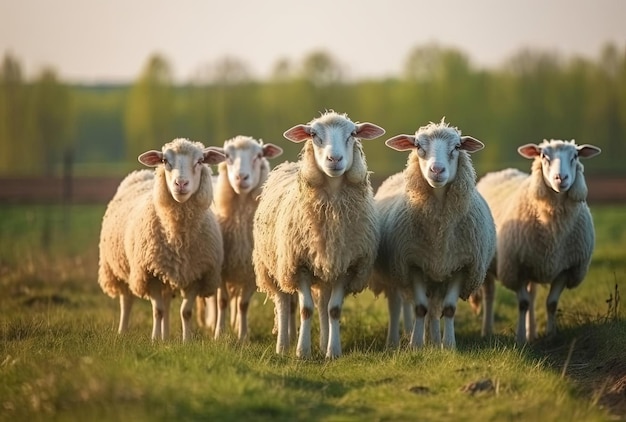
(124, 54, 175, 160)
(31, 67, 74, 176)
(0, 53, 32, 174)
(299, 50, 344, 87)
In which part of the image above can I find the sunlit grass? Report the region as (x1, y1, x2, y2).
(0, 204, 624, 421)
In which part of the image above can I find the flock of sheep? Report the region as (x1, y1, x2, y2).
(97, 110, 601, 358)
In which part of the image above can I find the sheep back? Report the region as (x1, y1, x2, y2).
(477, 159, 594, 291)
(253, 141, 379, 296)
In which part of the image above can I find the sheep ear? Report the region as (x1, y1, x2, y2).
(262, 143, 284, 159)
(202, 147, 226, 165)
(517, 144, 541, 159)
(577, 144, 601, 159)
(385, 135, 417, 151)
(460, 136, 484, 153)
(283, 125, 312, 143)
(354, 123, 386, 140)
(138, 150, 163, 167)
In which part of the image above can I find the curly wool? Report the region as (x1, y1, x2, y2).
(477, 158, 593, 291)
(98, 160, 223, 299)
(371, 149, 495, 300)
(253, 140, 379, 296)
(212, 152, 271, 294)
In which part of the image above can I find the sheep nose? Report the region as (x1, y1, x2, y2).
(175, 178, 189, 188)
(236, 173, 249, 181)
(327, 155, 343, 163)
(430, 163, 445, 175)
(555, 174, 568, 182)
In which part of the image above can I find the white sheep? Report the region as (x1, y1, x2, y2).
(98, 138, 225, 342)
(369, 119, 496, 349)
(196, 135, 283, 340)
(253, 111, 385, 358)
(476, 139, 601, 345)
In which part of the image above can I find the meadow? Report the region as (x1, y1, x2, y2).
(0, 204, 624, 421)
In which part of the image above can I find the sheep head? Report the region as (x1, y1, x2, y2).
(385, 119, 484, 188)
(283, 111, 385, 181)
(138, 138, 225, 203)
(518, 139, 601, 194)
(216, 136, 283, 195)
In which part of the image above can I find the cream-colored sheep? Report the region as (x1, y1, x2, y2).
(98, 138, 225, 342)
(476, 139, 601, 345)
(196, 135, 283, 340)
(253, 111, 385, 358)
(370, 119, 496, 349)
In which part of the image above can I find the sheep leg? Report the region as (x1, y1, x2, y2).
(442, 278, 462, 349)
(386, 288, 402, 348)
(161, 287, 172, 340)
(481, 273, 496, 337)
(296, 279, 314, 359)
(410, 279, 428, 348)
(274, 291, 291, 355)
(236, 287, 255, 341)
(526, 282, 537, 341)
(316, 286, 331, 353)
(214, 286, 229, 339)
(402, 298, 414, 336)
(546, 276, 567, 337)
(180, 287, 197, 342)
(148, 282, 165, 341)
(118, 293, 134, 334)
(195, 296, 207, 328)
(205, 295, 217, 332)
(327, 283, 345, 359)
(516, 282, 531, 345)
(230, 295, 239, 329)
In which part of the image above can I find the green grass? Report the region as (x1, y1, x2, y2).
(0, 204, 624, 421)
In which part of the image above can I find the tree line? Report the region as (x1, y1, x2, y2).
(1, 42, 625, 179)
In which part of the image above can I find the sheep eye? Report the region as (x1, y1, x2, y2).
(312, 134, 322, 145)
(455, 144, 461, 150)
(541, 153, 550, 162)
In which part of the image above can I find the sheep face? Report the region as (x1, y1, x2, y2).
(283, 112, 385, 178)
(220, 136, 283, 194)
(138, 138, 226, 203)
(385, 121, 484, 188)
(518, 140, 601, 193)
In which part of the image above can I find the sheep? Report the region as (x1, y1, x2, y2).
(253, 111, 385, 358)
(476, 139, 601, 345)
(195, 135, 283, 340)
(98, 138, 225, 342)
(369, 119, 496, 349)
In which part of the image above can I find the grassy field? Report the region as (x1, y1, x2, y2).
(0, 204, 624, 421)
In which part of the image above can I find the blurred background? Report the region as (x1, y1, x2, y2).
(1, 0, 625, 203)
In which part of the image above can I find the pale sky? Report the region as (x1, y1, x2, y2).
(1, 0, 624, 83)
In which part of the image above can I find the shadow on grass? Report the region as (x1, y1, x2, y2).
(528, 317, 626, 418)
